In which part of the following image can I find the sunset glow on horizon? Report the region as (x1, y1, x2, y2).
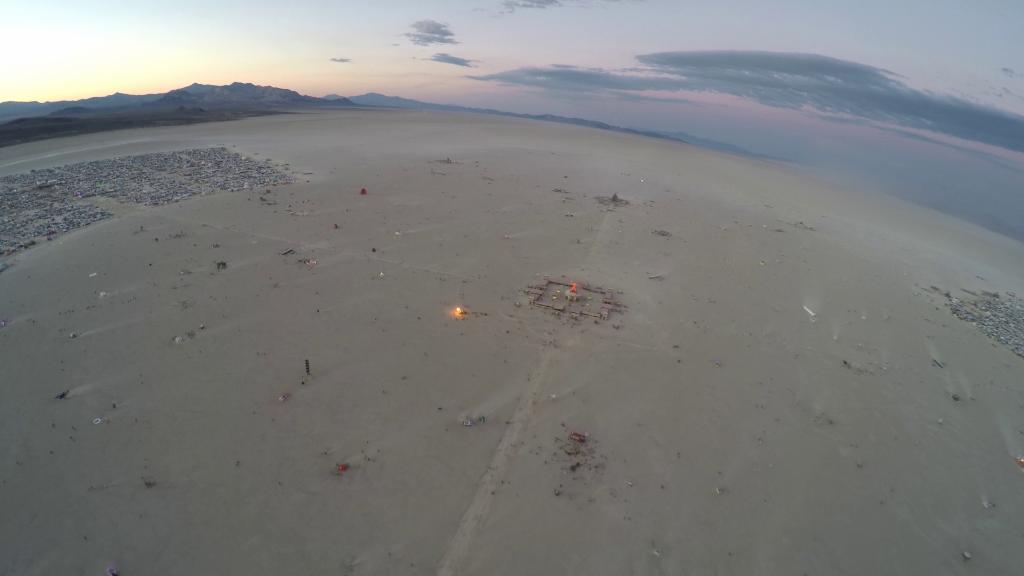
(3, 0, 1023, 240)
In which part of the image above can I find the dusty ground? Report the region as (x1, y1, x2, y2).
(1, 109, 1023, 575)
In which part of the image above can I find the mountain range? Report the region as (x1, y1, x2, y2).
(0, 83, 358, 146)
(343, 93, 781, 161)
(0, 82, 354, 122)
(1, 84, 774, 161)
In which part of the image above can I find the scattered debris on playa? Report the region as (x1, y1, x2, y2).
(947, 291, 1024, 358)
(595, 193, 629, 207)
(462, 415, 486, 427)
(550, 429, 606, 497)
(0, 147, 293, 254)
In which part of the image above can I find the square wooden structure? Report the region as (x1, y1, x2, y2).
(525, 278, 623, 320)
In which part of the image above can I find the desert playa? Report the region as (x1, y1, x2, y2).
(2, 109, 1023, 575)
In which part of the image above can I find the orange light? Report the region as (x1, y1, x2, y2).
(569, 283, 578, 293)
(453, 306, 466, 318)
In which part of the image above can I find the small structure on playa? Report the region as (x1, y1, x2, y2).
(525, 277, 624, 320)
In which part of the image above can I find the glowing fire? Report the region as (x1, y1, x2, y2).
(453, 306, 466, 318)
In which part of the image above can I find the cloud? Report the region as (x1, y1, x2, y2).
(406, 20, 457, 46)
(430, 53, 475, 67)
(471, 50, 1024, 153)
(469, 65, 684, 92)
(503, 0, 560, 8)
(329, 57, 351, 63)
(1003, 67, 1019, 79)
(502, 0, 637, 11)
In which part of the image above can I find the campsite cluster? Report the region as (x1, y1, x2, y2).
(0, 147, 292, 254)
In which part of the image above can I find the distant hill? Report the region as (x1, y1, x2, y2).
(156, 82, 348, 108)
(2, 84, 773, 161)
(0, 108, 279, 148)
(348, 93, 469, 111)
(0, 83, 355, 123)
(347, 93, 784, 162)
(0, 92, 164, 122)
(48, 106, 92, 116)
(659, 131, 787, 162)
(0, 83, 362, 146)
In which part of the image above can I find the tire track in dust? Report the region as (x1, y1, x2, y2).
(437, 207, 616, 575)
(435, 350, 556, 576)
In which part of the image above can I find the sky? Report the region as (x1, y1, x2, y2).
(3, 0, 1023, 238)
(3, 1, 1021, 107)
